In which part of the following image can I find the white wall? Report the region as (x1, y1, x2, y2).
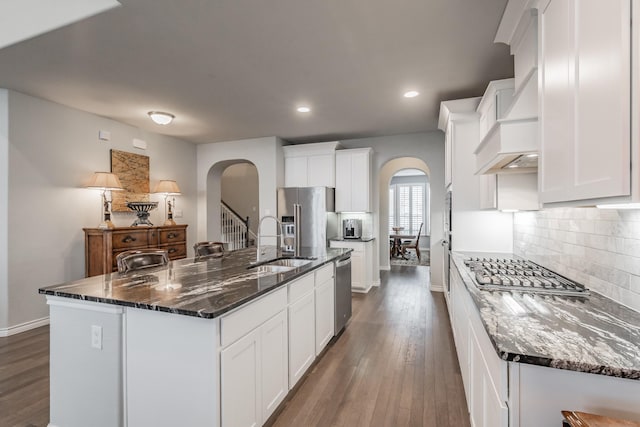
(197, 137, 284, 245)
(338, 132, 446, 290)
(3, 90, 197, 333)
(515, 208, 640, 312)
(0, 90, 8, 330)
(221, 163, 259, 234)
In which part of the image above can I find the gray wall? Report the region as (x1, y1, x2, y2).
(3, 90, 197, 332)
(339, 131, 445, 289)
(221, 163, 259, 234)
(0, 90, 8, 330)
(514, 208, 640, 312)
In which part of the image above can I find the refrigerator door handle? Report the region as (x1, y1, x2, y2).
(294, 203, 301, 255)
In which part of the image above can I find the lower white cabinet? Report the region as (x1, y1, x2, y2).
(329, 239, 373, 293)
(221, 309, 288, 427)
(314, 275, 335, 355)
(288, 277, 316, 389)
(221, 328, 261, 427)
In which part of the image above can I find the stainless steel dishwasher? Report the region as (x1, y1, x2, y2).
(334, 254, 352, 334)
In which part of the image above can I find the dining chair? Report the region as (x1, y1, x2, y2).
(401, 222, 423, 261)
(193, 241, 225, 258)
(116, 249, 169, 273)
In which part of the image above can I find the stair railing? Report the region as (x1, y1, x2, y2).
(220, 201, 256, 250)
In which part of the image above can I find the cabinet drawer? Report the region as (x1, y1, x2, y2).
(221, 287, 287, 348)
(288, 273, 314, 304)
(159, 228, 186, 244)
(314, 263, 334, 286)
(112, 230, 149, 250)
(160, 243, 186, 260)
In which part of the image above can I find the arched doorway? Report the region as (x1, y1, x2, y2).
(206, 160, 259, 248)
(379, 158, 432, 277)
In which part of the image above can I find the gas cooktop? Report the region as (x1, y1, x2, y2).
(463, 257, 589, 297)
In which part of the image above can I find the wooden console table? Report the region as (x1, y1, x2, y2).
(84, 224, 188, 277)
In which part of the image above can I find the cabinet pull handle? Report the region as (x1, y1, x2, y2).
(167, 232, 177, 239)
(168, 248, 177, 254)
(122, 235, 136, 243)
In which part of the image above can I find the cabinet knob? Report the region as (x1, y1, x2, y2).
(122, 235, 137, 243)
(167, 232, 177, 239)
(168, 248, 177, 254)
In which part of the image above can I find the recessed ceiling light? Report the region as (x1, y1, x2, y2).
(148, 111, 175, 125)
(403, 90, 419, 98)
(297, 106, 311, 113)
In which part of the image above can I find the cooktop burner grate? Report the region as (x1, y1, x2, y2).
(463, 257, 589, 297)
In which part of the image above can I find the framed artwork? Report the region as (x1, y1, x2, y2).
(110, 149, 150, 212)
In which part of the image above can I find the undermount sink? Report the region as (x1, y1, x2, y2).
(266, 258, 312, 268)
(254, 265, 296, 274)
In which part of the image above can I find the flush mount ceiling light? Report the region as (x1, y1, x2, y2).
(296, 106, 311, 113)
(148, 111, 175, 125)
(403, 90, 420, 98)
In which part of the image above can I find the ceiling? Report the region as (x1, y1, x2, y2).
(0, 0, 513, 144)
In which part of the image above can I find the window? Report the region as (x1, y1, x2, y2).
(389, 182, 428, 236)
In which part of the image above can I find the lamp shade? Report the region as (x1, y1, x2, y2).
(86, 172, 123, 190)
(154, 180, 181, 195)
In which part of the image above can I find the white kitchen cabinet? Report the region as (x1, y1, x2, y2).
(288, 279, 315, 389)
(477, 79, 515, 142)
(335, 148, 372, 212)
(283, 141, 340, 188)
(329, 239, 373, 293)
(220, 288, 288, 427)
(479, 173, 538, 211)
(260, 310, 288, 421)
(221, 327, 261, 427)
(539, 0, 631, 204)
(314, 268, 335, 356)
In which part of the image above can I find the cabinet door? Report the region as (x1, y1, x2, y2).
(221, 328, 261, 427)
(307, 154, 335, 187)
(335, 152, 352, 211)
(479, 175, 497, 210)
(445, 122, 452, 189)
(315, 278, 335, 355)
(284, 156, 308, 187)
(350, 250, 364, 291)
(572, 0, 630, 201)
(350, 150, 371, 212)
(539, 0, 574, 201)
(288, 291, 315, 389)
(261, 311, 288, 421)
(540, 0, 631, 203)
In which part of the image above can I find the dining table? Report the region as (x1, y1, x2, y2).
(390, 232, 416, 260)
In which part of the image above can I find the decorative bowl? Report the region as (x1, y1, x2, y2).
(126, 201, 158, 226)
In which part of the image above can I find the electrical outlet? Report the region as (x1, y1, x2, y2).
(91, 325, 103, 350)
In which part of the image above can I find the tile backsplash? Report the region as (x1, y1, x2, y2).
(514, 208, 640, 312)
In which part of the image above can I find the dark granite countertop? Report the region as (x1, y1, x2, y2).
(452, 251, 640, 380)
(39, 247, 351, 319)
(329, 237, 375, 242)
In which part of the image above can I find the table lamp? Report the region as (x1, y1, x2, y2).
(154, 180, 181, 225)
(86, 172, 123, 229)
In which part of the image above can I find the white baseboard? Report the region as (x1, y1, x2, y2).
(430, 285, 444, 292)
(0, 316, 49, 337)
(373, 278, 380, 287)
(380, 265, 391, 271)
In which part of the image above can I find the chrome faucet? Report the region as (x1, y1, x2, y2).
(256, 215, 282, 262)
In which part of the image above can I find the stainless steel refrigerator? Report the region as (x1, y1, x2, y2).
(277, 187, 338, 250)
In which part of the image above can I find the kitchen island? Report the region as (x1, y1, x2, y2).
(39, 246, 351, 427)
(448, 251, 640, 427)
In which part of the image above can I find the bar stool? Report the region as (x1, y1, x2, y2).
(116, 249, 169, 273)
(193, 241, 225, 258)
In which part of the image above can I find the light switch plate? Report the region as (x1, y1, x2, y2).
(132, 138, 147, 150)
(98, 130, 111, 141)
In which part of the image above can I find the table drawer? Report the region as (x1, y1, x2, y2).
(112, 230, 149, 250)
(159, 228, 186, 244)
(161, 243, 186, 260)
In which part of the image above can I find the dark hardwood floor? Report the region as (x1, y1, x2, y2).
(0, 265, 470, 427)
(270, 265, 470, 427)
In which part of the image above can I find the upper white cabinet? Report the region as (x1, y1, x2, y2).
(335, 148, 372, 212)
(539, 0, 631, 204)
(477, 79, 515, 142)
(283, 141, 340, 188)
